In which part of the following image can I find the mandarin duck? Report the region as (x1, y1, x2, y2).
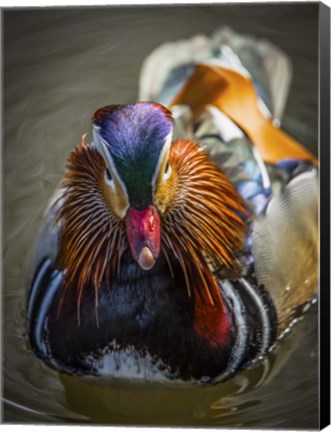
(27, 28, 318, 384)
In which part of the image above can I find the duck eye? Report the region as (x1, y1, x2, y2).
(105, 168, 115, 188)
(163, 161, 171, 181)
(106, 168, 113, 181)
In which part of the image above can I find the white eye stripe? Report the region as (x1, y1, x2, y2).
(93, 126, 129, 198)
(152, 131, 173, 190)
(93, 126, 130, 220)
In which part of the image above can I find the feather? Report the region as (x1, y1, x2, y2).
(252, 170, 318, 334)
(54, 140, 127, 323)
(159, 139, 249, 309)
(170, 64, 317, 165)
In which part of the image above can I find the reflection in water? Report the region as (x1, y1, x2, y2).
(3, 4, 318, 427)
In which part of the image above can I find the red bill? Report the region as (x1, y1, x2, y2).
(125, 205, 161, 270)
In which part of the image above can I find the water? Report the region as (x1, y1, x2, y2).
(3, 4, 319, 427)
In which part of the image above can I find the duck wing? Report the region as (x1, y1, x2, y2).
(139, 26, 292, 122)
(252, 170, 318, 335)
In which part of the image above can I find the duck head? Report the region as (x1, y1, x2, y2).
(92, 102, 173, 271)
